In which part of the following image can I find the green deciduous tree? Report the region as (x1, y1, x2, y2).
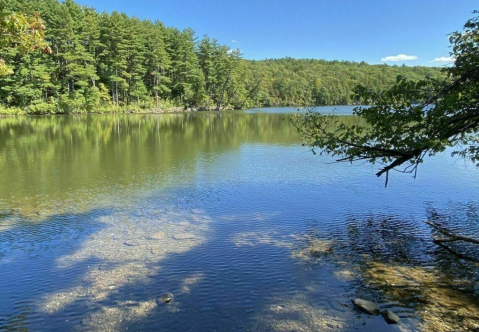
(0, 9, 49, 75)
(292, 12, 479, 184)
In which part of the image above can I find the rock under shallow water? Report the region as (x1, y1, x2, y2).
(123, 240, 140, 246)
(172, 233, 195, 240)
(157, 293, 173, 304)
(310, 248, 321, 257)
(148, 231, 165, 240)
(352, 299, 380, 315)
(382, 309, 401, 324)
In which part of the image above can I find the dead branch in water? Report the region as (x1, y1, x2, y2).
(423, 220, 479, 245)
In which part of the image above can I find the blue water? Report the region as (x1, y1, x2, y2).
(0, 108, 478, 331)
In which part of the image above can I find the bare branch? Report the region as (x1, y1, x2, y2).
(424, 220, 479, 244)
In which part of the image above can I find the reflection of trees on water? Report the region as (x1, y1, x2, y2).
(0, 113, 300, 217)
(427, 203, 479, 261)
(305, 203, 479, 331)
(0, 113, 298, 194)
(0, 114, 363, 219)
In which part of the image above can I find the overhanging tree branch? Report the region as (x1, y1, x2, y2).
(291, 12, 479, 183)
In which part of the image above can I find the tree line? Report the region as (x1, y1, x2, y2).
(0, 0, 442, 114)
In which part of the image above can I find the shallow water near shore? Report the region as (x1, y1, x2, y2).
(1, 107, 479, 331)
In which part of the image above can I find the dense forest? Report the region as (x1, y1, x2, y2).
(1, 0, 442, 114)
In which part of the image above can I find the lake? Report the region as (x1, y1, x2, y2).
(1, 106, 479, 332)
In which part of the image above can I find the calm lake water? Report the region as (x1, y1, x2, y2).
(1, 106, 479, 331)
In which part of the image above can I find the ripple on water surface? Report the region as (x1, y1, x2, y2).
(0, 113, 479, 332)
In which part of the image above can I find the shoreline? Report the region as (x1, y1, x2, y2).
(0, 106, 212, 117)
(0, 104, 361, 117)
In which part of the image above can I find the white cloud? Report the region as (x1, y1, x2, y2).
(431, 56, 455, 62)
(381, 54, 418, 62)
(231, 39, 238, 43)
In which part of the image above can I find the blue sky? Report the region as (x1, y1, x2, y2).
(76, 0, 475, 66)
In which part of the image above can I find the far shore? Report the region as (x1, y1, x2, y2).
(0, 105, 363, 117)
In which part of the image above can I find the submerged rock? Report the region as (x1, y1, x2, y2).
(382, 309, 401, 324)
(123, 240, 139, 247)
(148, 231, 165, 240)
(93, 291, 109, 300)
(157, 293, 173, 304)
(172, 233, 195, 240)
(352, 299, 380, 315)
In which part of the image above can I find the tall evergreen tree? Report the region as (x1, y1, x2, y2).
(0, 0, 443, 114)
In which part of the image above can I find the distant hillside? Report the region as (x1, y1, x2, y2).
(246, 58, 441, 106)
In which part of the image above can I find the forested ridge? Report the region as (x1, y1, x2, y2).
(1, 0, 442, 114)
